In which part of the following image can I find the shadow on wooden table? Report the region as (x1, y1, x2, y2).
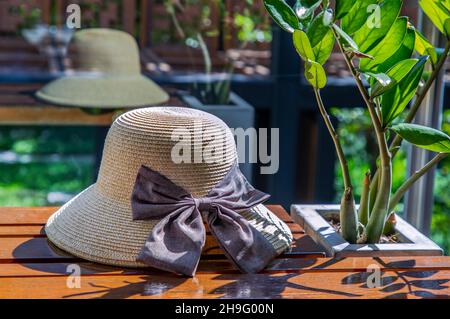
(12, 238, 354, 298)
(64, 276, 191, 299)
(208, 273, 361, 298)
(12, 238, 450, 299)
(341, 258, 450, 299)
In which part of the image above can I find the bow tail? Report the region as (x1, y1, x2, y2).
(207, 207, 278, 273)
(136, 206, 205, 276)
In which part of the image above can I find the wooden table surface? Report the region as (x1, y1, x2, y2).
(0, 205, 449, 299)
(0, 83, 184, 126)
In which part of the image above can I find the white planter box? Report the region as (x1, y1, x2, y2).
(291, 204, 443, 257)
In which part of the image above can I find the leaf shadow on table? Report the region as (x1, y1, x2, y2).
(12, 238, 190, 298)
(340, 258, 450, 299)
(208, 257, 362, 299)
(208, 273, 361, 299)
(63, 275, 191, 299)
(12, 237, 370, 298)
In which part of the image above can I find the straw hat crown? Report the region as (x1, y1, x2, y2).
(71, 28, 140, 75)
(97, 107, 237, 202)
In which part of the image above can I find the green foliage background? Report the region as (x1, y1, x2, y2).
(0, 127, 95, 206)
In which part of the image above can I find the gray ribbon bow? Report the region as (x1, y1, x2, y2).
(131, 163, 277, 276)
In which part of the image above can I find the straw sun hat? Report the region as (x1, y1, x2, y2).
(45, 107, 293, 275)
(36, 28, 169, 109)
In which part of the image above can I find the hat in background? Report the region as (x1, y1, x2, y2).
(36, 28, 169, 109)
(45, 107, 293, 275)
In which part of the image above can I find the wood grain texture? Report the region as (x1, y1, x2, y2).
(1, 257, 450, 278)
(0, 205, 449, 299)
(0, 206, 326, 264)
(0, 205, 300, 226)
(0, 270, 448, 299)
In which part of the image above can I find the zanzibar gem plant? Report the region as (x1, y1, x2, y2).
(264, 0, 450, 244)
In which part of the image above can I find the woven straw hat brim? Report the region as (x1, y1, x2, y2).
(45, 184, 293, 268)
(35, 75, 169, 109)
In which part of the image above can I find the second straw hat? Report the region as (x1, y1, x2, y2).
(36, 28, 169, 108)
(45, 107, 293, 276)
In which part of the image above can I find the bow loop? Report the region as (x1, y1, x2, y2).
(131, 163, 278, 276)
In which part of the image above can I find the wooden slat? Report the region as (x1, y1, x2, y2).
(0, 225, 46, 237)
(0, 233, 324, 264)
(2, 257, 450, 278)
(122, 0, 136, 35)
(0, 84, 183, 125)
(0, 237, 80, 263)
(0, 106, 120, 126)
(0, 206, 303, 237)
(0, 37, 39, 52)
(0, 205, 295, 225)
(0, 221, 303, 237)
(0, 52, 47, 65)
(0, 205, 326, 263)
(0, 270, 448, 299)
(0, 98, 186, 126)
(55, 0, 63, 27)
(0, 206, 58, 225)
(139, 0, 150, 47)
(0, 205, 305, 242)
(0, 83, 41, 92)
(41, 0, 51, 25)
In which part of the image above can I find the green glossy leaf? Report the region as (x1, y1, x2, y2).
(353, 0, 402, 53)
(293, 29, 315, 61)
(442, 0, 450, 11)
(414, 28, 439, 66)
(419, 0, 450, 38)
(313, 28, 335, 64)
(335, 0, 356, 19)
(377, 27, 415, 72)
(381, 56, 428, 126)
(294, 0, 322, 20)
(360, 17, 407, 72)
(366, 72, 392, 97)
(307, 12, 330, 47)
(391, 123, 450, 152)
(370, 59, 417, 97)
(341, 0, 379, 35)
(304, 59, 327, 88)
(264, 0, 301, 33)
(332, 24, 359, 51)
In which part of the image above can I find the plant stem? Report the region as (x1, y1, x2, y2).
(388, 153, 448, 211)
(358, 170, 371, 226)
(313, 88, 358, 242)
(369, 171, 379, 213)
(340, 187, 359, 242)
(369, 40, 450, 192)
(333, 28, 392, 243)
(313, 89, 352, 189)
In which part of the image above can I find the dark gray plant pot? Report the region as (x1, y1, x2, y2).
(179, 91, 255, 182)
(291, 204, 443, 257)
